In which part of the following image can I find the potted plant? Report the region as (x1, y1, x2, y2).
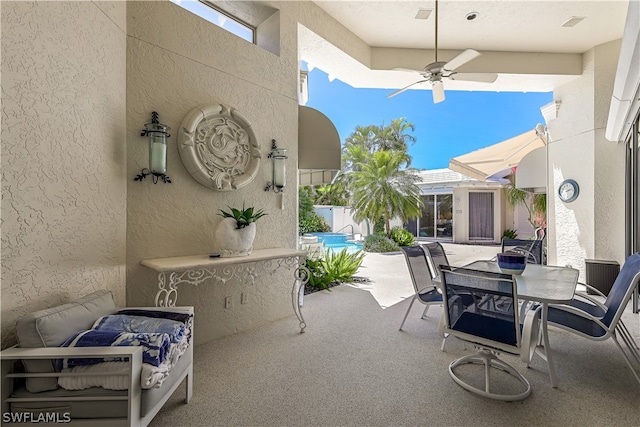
(215, 204, 267, 257)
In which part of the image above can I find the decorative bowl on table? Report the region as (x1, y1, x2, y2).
(497, 253, 527, 275)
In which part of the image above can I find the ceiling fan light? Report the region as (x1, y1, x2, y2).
(432, 80, 445, 103)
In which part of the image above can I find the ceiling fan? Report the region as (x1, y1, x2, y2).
(387, 0, 498, 103)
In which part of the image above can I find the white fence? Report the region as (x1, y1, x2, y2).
(313, 205, 402, 237)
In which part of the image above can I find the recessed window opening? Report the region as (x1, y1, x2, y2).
(172, 0, 255, 43)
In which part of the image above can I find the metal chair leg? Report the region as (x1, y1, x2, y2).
(421, 304, 430, 318)
(399, 295, 417, 331)
(612, 335, 640, 385)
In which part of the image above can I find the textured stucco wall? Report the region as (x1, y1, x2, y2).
(126, 1, 300, 344)
(547, 40, 624, 279)
(1, 1, 127, 347)
(593, 40, 626, 264)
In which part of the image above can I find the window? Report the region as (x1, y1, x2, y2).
(413, 194, 454, 240)
(171, 0, 255, 43)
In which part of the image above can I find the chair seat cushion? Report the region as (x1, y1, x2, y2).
(568, 298, 606, 318)
(418, 288, 443, 303)
(547, 306, 607, 338)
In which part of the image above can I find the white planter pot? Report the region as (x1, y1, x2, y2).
(215, 217, 256, 257)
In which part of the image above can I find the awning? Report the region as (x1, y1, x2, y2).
(298, 105, 341, 185)
(448, 129, 545, 181)
(299, 170, 339, 186)
(515, 146, 547, 193)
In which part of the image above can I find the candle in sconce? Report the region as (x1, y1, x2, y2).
(273, 157, 286, 189)
(149, 138, 167, 175)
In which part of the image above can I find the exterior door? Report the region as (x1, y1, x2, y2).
(416, 194, 453, 240)
(625, 111, 639, 311)
(436, 194, 453, 238)
(469, 192, 494, 240)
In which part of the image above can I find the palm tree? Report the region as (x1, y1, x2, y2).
(375, 118, 416, 168)
(350, 150, 423, 233)
(504, 175, 546, 235)
(314, 182, 349, 206)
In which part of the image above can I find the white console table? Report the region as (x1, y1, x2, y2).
(140, 248, 310, 332)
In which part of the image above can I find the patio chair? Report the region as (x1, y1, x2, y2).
(420, 242, 456, 350)
(398, 246, 443, 331)
(546, 253, 640, 385)
(420, 241, 450, 282)
(299, 236, 325, 260)
(566, 281, 638, 352)
(501, 238, 543, 265)
(440, 265, 541, 401)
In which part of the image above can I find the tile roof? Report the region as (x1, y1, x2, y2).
(413, 168, 508, 187)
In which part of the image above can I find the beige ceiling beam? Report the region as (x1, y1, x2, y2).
(371, 48, 583, 76)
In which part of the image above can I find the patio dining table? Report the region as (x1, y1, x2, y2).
(461, 260, 579, 388)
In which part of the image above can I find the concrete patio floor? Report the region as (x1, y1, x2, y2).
(347, 242, 502, 309)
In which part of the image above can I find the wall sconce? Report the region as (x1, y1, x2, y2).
(134, 111, 172, 184)
(265, 139, 287, 193)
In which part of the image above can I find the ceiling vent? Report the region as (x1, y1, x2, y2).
(561, 16, 586, 28)
(415, 9, 432, 20)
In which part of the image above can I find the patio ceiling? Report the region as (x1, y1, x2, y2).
(302, 1, 629, 93)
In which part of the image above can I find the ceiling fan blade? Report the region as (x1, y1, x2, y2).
(432, 80, 445, 103)
(386, 80, 429, 98)
(443, 49, 481, 71)
(450, 72, 498, 83)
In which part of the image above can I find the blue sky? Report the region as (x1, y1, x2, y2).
(304, 66, 553, 170)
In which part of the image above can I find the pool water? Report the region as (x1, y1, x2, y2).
(307, 232, 364, 254)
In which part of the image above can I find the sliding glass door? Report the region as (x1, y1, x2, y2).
(415, 194, 453, 240)
(625, 110, 639, 311)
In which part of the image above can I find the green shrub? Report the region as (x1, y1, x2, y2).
(373, 220, 386, 235)
(305, 258, 333, 290)
(502, 229, 518, 239)
(324, 248, 365, 282)
(305, 248, 365, 291)
(299, 213, 331, 235)
(388, 226, 415, 246)
(363, 234, 400, 253)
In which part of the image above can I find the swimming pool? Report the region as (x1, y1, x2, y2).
(306, 232, 364, 253)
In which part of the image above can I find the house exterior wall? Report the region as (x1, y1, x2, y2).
(593, 41, 627, 264)
(513, 204, 534, 239)
(0, 0, 362, 347)
(548, 40, 625, 280)
(125, 1, 301, 344)
(1, 1, 127, 347)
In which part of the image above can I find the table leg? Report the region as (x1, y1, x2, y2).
(292, 263, 310, 333)
(155, 272, 178, 307)
(534, 302, 558, 387)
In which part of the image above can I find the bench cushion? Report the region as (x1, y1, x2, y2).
(15, 290, 117, 392)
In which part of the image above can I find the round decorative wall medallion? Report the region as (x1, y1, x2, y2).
(178, 104, 261, 191)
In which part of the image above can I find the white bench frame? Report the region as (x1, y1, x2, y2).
(1, 306, 193, 427)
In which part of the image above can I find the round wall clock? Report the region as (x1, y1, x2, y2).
(558, 179, 579, 203)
